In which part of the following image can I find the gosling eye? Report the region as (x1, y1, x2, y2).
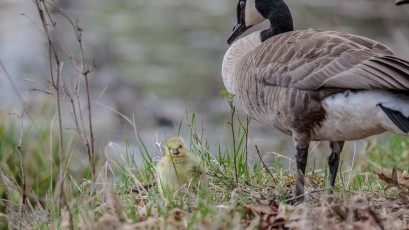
(179, 145, 182, 149)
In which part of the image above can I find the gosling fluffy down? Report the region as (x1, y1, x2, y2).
(156, 137, 208, 197)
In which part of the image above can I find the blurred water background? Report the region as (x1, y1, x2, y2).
(0, 0, 408, 167)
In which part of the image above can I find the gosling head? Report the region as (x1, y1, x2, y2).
(166, 137, 187, 157)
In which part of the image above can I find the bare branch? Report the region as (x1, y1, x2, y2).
(228, 101, 238, 186)
(237, 115, 251, 184)
(255, 145, 276, 182)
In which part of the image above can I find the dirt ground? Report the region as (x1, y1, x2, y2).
(243, 194, 409, 230)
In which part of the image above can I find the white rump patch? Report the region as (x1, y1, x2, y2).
(314, 90, 409, 141)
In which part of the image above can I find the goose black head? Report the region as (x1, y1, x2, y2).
(227, 0, 266, 44)
(396, 0, 409, 5)
(227, 0, 293, 45)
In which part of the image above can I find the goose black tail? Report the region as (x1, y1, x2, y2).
(379, 104, 409, 133)
(396, 0, 409, 5)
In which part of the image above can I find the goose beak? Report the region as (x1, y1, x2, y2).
(227, 22, 249, 45)
(171, 148, 180, 155)
(396, 0, 409, 5)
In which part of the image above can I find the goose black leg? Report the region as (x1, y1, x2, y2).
(327, 141, 344, 194)
(291, 133, 310, 204)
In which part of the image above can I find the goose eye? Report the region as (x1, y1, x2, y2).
(239, 1, 245, 8)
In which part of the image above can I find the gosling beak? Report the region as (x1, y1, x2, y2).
(396, 0, 409, 5)
(171, 148, 180, 155)
(227, 22, 250, 45)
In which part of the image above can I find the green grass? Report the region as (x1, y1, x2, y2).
(2, 1, 408, 228)
(366, 134, 409, 172)
(1, 106, 409, 229)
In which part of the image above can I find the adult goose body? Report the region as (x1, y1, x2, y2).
(222, 0, 409, 202)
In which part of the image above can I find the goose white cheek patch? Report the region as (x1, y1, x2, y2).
(245, 0, 266, 26)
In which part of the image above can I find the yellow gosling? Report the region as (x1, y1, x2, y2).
(156, 137, 208, 197)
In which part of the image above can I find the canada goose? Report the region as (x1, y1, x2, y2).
(222, 0, 409, 202)
(396, 0, 409, 5)
(157, 137, 208, 197)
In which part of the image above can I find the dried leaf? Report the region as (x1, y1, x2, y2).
(331, 205, 347, 220)
(378, 168, 399, 190)
(171, 208, 184, 222)
(60, 209, 70, 230)
(131, 181, 157, 193)
(243, 200, 286, 230)
(108, 193, 125, 222)
(352, 219, 379, 230)
(96, 214, 120, 230)
(0, 213, 8, 227)
(377, 168, 409, 190)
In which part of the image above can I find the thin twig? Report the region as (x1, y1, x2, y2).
(17, 96, 27, 230)
(368, 207, 385, 230)
(255, 145, 276, 181)
(84, 70, 96, 182)
(346, 142, 357, 191)
(228, 101, 238, 186)
(244, 116, 250, 183)
(0, 61, 45, 143)
(206, 172, 235, 189)
(35, 2, 75, 227)
(74, 18, 96, 182)
(270, 151, 295, 163)
(285, 188, 326, 204)
(39, 0, 96, 185)
(237, 115, 251, 184)
(190, 136, 233, 188)
(62, 190, 74, 230)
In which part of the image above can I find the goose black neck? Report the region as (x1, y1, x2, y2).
(257, 0, 294, 42)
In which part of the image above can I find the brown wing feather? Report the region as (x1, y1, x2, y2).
(250, 30, 409, 91)
(317, 30, 394, 55)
